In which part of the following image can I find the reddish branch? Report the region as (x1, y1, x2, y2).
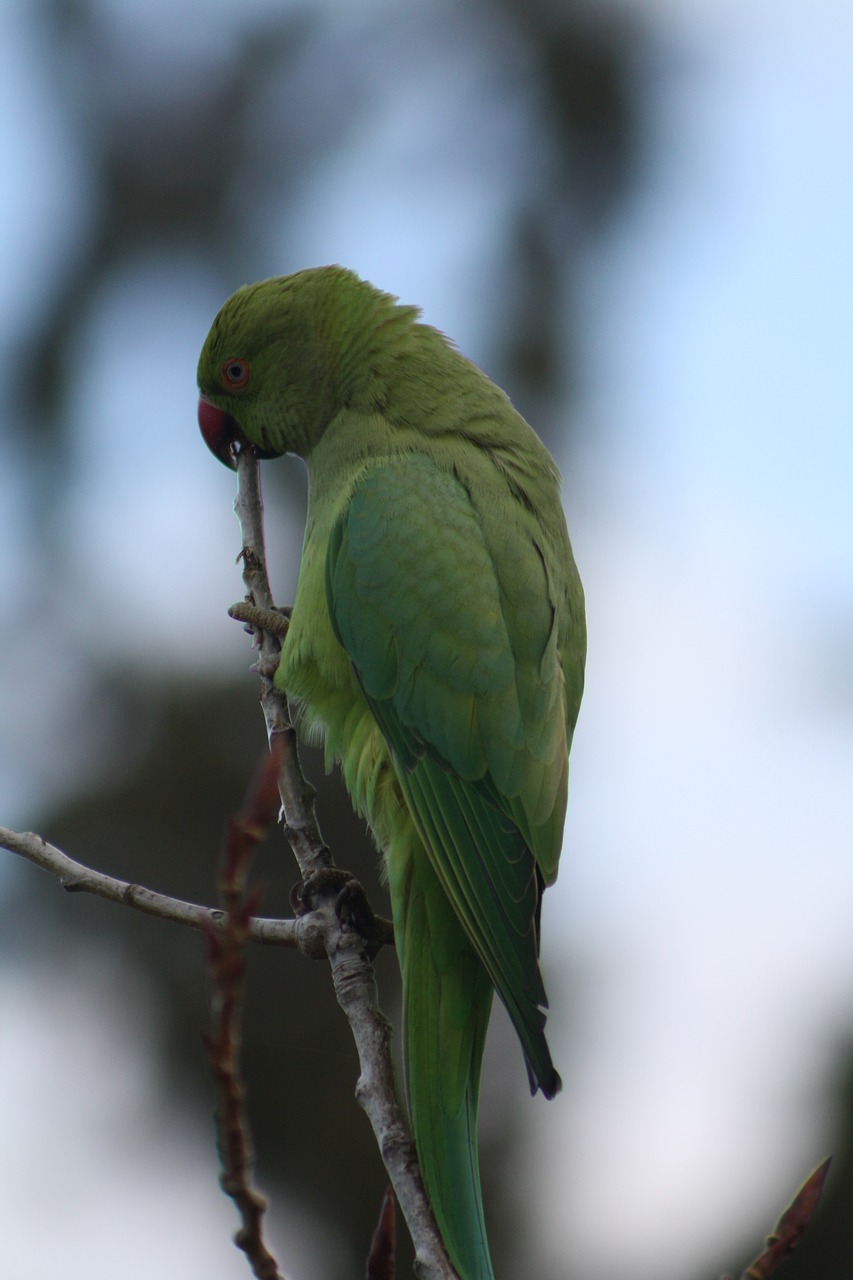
(367, 1185, 397, 1280)
(722, 1158, 832, 1280)
(205, 744, 286, 1280)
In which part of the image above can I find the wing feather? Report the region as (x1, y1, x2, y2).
(326, 451, 566, 1093)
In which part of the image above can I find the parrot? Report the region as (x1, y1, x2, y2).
(197, 266, 585, 1280)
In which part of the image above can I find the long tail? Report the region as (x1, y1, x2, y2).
(390, 832, 496, 1280)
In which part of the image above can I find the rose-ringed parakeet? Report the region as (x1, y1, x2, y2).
(197, 266, 585, 1280)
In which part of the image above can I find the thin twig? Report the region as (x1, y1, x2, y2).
(206, 745, 287, 1280)
(722, 1158, 832, 1280)
(230, 446, 458, 1280)
(233, 447, 331, 881)
(366, 1185, 397, 1280)
(0, 824, 315, 949)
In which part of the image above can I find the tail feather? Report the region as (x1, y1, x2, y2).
(392, 834, 496, 1280)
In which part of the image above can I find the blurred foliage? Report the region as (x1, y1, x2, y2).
(20, 0, 642, 468)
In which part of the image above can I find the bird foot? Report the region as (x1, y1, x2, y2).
(292, 868, 394, 956)
(228, 601, 291, 641)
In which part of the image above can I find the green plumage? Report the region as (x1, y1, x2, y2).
(197, 266, 585, 1280)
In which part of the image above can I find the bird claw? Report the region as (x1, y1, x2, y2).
(228, 601, 292, 641)
(293, 867, 353, 913)
(292, 869, 394, 956)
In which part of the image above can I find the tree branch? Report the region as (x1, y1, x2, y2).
(206, 745, 287, 1280)
(722, 1158, 832, 1280)
(0, 824, 310, 949)
(232, 446, 331, 882)
(230, 445, 458, 1280)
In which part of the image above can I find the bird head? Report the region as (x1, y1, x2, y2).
(196, 266, 405, 467)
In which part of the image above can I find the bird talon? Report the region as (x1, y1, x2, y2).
(293, 870, 393, 955)
(227, 601, 291, 641)
(295, 867, 354, 913)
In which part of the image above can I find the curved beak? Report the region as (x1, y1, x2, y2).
(198, 396, 239, 470)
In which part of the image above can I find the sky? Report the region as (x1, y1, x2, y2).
(1, 1, 851, 1278)
(539, 3, 853, 1273)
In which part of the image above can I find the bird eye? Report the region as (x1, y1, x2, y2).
(222, 359, 250, 389)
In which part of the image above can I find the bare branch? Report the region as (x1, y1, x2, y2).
(207, 746, 287, 1280)
(0, 823, 302, 948)
(233, 445, 330, 881)
(230, 446, 458, 1280)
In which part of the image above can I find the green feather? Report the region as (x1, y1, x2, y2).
(197, 266, 586, 1280)
(391, 831, 494, 1280)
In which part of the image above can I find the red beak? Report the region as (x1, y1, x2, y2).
(198, 396, 239, 469)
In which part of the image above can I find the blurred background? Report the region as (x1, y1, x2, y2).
(1, 0, 851, 1277)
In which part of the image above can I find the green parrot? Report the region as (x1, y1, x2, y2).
(197, 266, 585, 1280)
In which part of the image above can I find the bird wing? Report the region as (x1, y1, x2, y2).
(325, 450, 568, 1092)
